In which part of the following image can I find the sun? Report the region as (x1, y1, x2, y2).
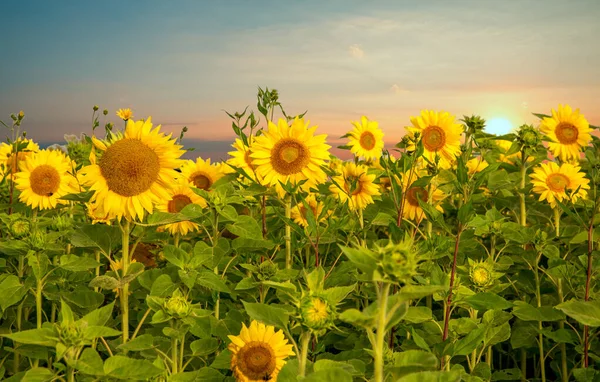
(485, 118, 513, 135)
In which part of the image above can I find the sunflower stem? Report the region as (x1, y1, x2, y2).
(171, 326, 178, 374)
(298, 331, 311, 377)
(534, 253, 546, 382)
(519, 154, 528, 382)
(557, 278, 568, 381)
(584, 214, 594, 367)
(285, 195, 293, 269)
(120, 220, 131, 344)
(373, 282, 391, 382)
(13, 255, 25, 374)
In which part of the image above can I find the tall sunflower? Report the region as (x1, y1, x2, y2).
(80, 117, 185, 221)
(530, 161, 589, 208)
(0, 138, 40, 180)
(228, 321, 295, 382)
(329, 162, 380, 211)
(400, 171, 445, 222)
(406, 110, 463, 169)
(251, 117, 330, 198)
(14, 149, 79, 210)
(179, 157, 225, 198)
(156, 182, 205, 236)
(539, 104, 591, 162)
(347, 116, 385, 160)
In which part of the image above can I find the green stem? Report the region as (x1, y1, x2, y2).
(534, 255, 546, 382)
(94, 251, 100, 293)
(174, 233, 180, 248)
(171, 337, 178, 374)
(521, 349, 527, 382)
(67, 366, 75, 382)
(374, 283, 391, 382)
(285, 196, 292, 269)
(36, 279, 43, 329)
(212, 208, 221, 319)
(298, 331, 311, 377)
(557, 278, 568, 382)
(13, 255, 26, 374)
(120, 220, 131, 344)
(519, 153, 528, 382)
(179, 334, 185, 371)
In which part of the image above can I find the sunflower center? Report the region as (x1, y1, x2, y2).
(29, 165, 61, 196)
(168, 194, 192, 213)
(236, 341, 276, 380)
(554, 122, 579, 144)
(244, 150, 255, 170)
(422, 126, 446, 151)
(473, 268, 490, 285)
(359, 132, 376, 150)
(307, 298, 329, 322)
(546, 173, 570, 192)
(271, 138, 310, 175)
(99, 138, 160, 197)
(343, 175, 364, 196)
(191, 172, 212, 190)
(406, 186, 428, 207)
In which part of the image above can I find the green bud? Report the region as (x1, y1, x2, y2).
(93, 105, 99, 111)
(57, 321, 87, 348)
(9, 218, 31, 238)
(469, 260, 495, 289)
(376, 239, 419, 284)
(299, 294, 335, 332)
(52, 216, 73, 231)
(28, 229, 48, 251)
(103, 109, 108, 116)
(257, 260, 278, 281)
(164, 290, 192, 318)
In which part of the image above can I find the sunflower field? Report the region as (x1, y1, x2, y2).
(1, 88, 600, 382)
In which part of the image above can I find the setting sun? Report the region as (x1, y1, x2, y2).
(485, 118, 513, 135)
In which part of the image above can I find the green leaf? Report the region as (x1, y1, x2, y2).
(150, 274, 176, 297)
(0, 275, 27, 311)
(232, 237, 274, 250)
(70, 224, 121, 255)
(398, 285, 447, 301)
(404, 307, 433, 324)
(74, 348, 105, 376)
(411, 327, 430, 351)
(21, 367, 54, 382)
(192, 241, 213, 269)
(465, 293, 513, 311)
(394, 350, 438, 369)
(513, 301, 565, 322)
(321, 285, 355, 305)
(84, 326, 121, 339)
(1, 328, 57, 347)
(572, 367, 598, 382)
(397, 370, 461, 382)
(80, 301, 115, 327)
(117, 334, 155, 352)
(339, 245, 377, 275)
(190, 338, 220, 356)
(484, 322, 511, 346)
(27, 253, 49, 281)
(555, 300, 600, 327)
(88, 276, 119, 291)
(170, 368, 225, 382)
(339, 308, 376, 329)
(304, 368, 353, 382)
(59, 254, 100, 272)
(162, 245, 187, 269)
(63, 290, 104, 309)
(242, 301, 290, 329)
(449, 326, 485, 356)
(196, 271, 231, 293)
(103, 356, 163, 380)
(225, 215, 262, 239)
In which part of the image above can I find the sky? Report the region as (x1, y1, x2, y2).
(1, 0, 599, 160)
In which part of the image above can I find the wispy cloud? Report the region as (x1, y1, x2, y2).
(348, 44, 364, 59)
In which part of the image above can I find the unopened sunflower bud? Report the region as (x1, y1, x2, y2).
(164, 290, 192, 318)
(103, 109, 108, 116)
(377, 240, 419, 284)
(9, 218, 31, 238)
(469, 260, 494, 289)
(57, 321, 87, 348)
(10, 113, 17, 121)
(28, 230, 48, 250)
(53, 216, 73, 231)
(257, 261, 278, 281)
(518, 124, 542, 147)
(18, 111, 24, 120)
(93, 105, 99, 111)
(300, 295, 335, 331)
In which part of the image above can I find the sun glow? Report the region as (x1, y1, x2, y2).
(486, 118, 513, 135)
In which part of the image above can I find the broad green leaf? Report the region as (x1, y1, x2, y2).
(1, 328, 57, 347)
(103, 356, 163, 380)
(232, 237, 274, 250)
(192, 241, 213, 269)
(70, 224, 121, 255)
(196, 271, 231, 294)
(572, 367, 598, 382)
(304, 368, 353, 382)
(88, 276, 119, 290)
(398, 285, 447, 301)
(80, 301, 115, 327)
(150, 274, 176, 297)
(339, 308, 376, 329)
(170, 368, 225, 382)
(449, 326, 485, 356)
(0, 239, 29, 256)
(63, 290, 104, 309)
(397, 370, 461, 382)
(242, 301, 290, 329)
(74, 348, 104, 376)
(84, 326, 121, 339)
(484, 322, 511, 346)
(394, 350, 438, 369)
(27, 253, 49, 281)
(404, 307, 433, 324)
(21, 367, 54, 382)
(339, 245, 377, 275)
(60, 254, 101, 272)
(513, 301, 565, 322)
(117, 334, 155, 351)
(190, 338, 220, 356)
(313, 359, 360, 375)
(555, 300, 600, 327)
(321, 285, 356, 305)
(465, 293, 513, 311)
(0, 275, 27, 311)
(162, 245, 187, 269)
(225, 215, 262, 239)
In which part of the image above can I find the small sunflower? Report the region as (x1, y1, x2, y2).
(80, 117, 185, 221)
(329, 162, 380, 211)
(530, 161, 589, 208)
(347, 116, 385, 160)
(156, 182, 205, 236)
(290, 194, 329, 227)
(300, 295, 335, 331)
(228, 321, 295, 382)
(251, 117, 330, 198)
(14, 150, 79, 210)
(400, 171, 445, 222)
(179, 157, 225, 203)
(0, 138, 40, 180)
(466, 157, 488, 175)
(116, 108, 133, 121)
(539, 104, 591, 162)
(406, 110, 463, 169)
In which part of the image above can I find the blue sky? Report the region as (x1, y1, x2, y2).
(1, 0, 599, 159)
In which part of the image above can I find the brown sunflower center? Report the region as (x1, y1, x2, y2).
(422, 126, 446, 151)
(554, 122, 578, 144)
(406, 186, 428, 207)
(299, 203, 319, 219)
(168, 194, 192, 213)
(244, 150, 255, 170)
(359, 131, 376, 150)
(30, 164, 61, 196)
(99, 138, 160, 197)
(271, 138, 310, 175)
(546, 173, 570, 192)
(344, 175, 364, 196)
(236, 341, 276, 380)
(191, 172, 212, 190)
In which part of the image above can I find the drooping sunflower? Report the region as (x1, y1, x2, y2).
(80, 117, 185, 221)
(0, 138, 40, 180)
(530, 161, 589, 208)
(290, 193, 329, 227)
(400, 171, 445, 222)
(406, 110, 463, 169)
(156, 182, 205, 236)
(14, 149, 79, 210)
(228, 321, 295, 382)
(347, 116, 385, 160)
(329, 162, 380, 211)
(539, 104, 591, 162)
(179, 157, 225, 198)
(251, 117, 330, 198)
(116, 108, 133, 121)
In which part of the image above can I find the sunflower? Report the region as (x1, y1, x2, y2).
(251, 117, 330, 198)
(86, 202, 113, 225)
(14, 149, 79, 210)
(228, 321, 295, 382)
(539, 104, 591, 162)
(329, 162, 380, 211)
(80, 117, 185, 221)
(0, 138, 40, 180)
(466, 157, 488, 175)
(347, 116, 385, 160)
(179, 157, 225, 204)
(290, 194, 329, 227)
(530, 161, 589, 208)
(156, 182, 205, 236)
(406, 110, 463, 169)
(227, 137, 261, 181)
(116, 108, 133, 121)
(496, 140, 534, 164)
(400, 171, 445, 222)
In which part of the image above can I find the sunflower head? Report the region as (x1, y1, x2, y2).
(539, 104, 591, 162)
(469, 259, 495, 289)
(300, 294, 335, 332)
(9, 217, 31, 238)
(465, 157, 488, 175)
(0, 138, 40, 179)
(329, 162, 381, 211)
(228, 321, 295, 382)
(290, 193, 329, 228)
(530, 161, 590, 208)
(156, 182, 205, 236)
(163, 289, 192, 318)
(400, 171, 445, 222)
(179, 157, 224, 194)
(347, 116, 385, 160)
(116, 108, 133, 121)
(57, 320, 87, 348)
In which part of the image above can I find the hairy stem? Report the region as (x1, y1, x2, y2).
(584, 217, 594, 367)
(285, 196, 292, 269)
(374, 283, 391, 382)
(298, 331, 312, 377)
(534, 254, 546, 382)
(120, 220, 131, 343)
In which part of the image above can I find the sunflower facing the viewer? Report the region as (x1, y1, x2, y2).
(0, 138, 40, 180)
(406, 110, 463, 169)
(156, 182, 206, 236)
(530, 161, 589, 208)
(400, 171, 445, 222)
(228, 320, 295, 382)
(15, 149, 79, 210)
(329, 162, 380, 211)
(179, 157, 225, 195)
(539, 104, 591, 162)
(251, 117, 330, 198)
(116, 108, 133, 121)
(80, 117, 185, 221)
(347, 116, 384, 160)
